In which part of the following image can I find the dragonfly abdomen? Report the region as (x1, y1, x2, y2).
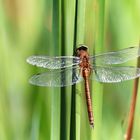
(83, 69, 94, 127)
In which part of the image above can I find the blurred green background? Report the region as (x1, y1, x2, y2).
(0, 0, 140, 140)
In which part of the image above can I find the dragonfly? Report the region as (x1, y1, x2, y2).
(27, 45, 140, 128)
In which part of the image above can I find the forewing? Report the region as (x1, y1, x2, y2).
(27, 56, 80, 69)
(93, 66, 140, 83)
(29, 66, 83, 87)
(90, 46, 140, 65)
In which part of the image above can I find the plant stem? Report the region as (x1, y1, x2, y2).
(125, 47, 140, 140)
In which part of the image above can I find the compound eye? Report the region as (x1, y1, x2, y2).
(76, 45, 88, 51)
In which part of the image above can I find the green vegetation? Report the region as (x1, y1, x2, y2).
(0, 0, 140, 140)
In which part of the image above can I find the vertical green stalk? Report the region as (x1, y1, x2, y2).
(51, 0, 61, 140)
(76, 0, 86, 44)
(93, 0, 106, 139)
(60, 0, 67, 140)
(30, 92, 42, 140)
(70, 1, 78, 140)
(72, 0, 86, 140)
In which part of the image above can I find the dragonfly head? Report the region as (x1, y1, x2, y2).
(75, 44, 89, 57)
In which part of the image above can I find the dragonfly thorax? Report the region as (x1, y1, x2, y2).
(80, 57, 90, 67)
(79, 56, 91, 78)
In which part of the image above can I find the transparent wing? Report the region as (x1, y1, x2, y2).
(93, 66, 140, 83)
(27, 56, 80, 69)
(29, 66, 83, 87)
(90, 46, 140, 65)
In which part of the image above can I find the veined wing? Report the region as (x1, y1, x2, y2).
(90, 46, 140, 65)
(29, 66, 83, 87)
(27, 56, 80, 69)
(93, 66, 140, 83)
